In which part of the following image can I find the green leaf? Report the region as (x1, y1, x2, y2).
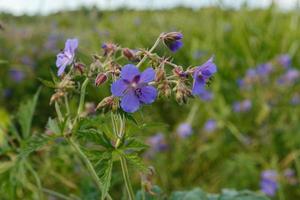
(217, 189, 270, 200)
(122, 138, 149, 152)
(17, 88, 41, 139)
(76, 129, 113, 149)
(18, 134, 55, 159)
(0, 60, 8, 64)
(100, 158, 113, 200)
(124, 153, 147, 172)
(37, 78, 56, 88)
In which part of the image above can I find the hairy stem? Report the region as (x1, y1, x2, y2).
(120, 155, 135, 200)
(136, 36, 161, 68)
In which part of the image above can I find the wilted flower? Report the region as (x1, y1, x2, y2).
(192, 57, 217, 99)
(291, 94, 300, 105)
(176, 123, 192, 138)
(278, 54, 291, 68)
(233, 99, 252, 113)
(111, 64, 157, 113)
(56, 38, 78, 76)
(203, 119, 217, 133)
(147, 133, 168, 152)
(283, 168, 298, 185)
(162, 32, 183, 52)
(9, 69, 25, 82)
(260, 170, 278, 197)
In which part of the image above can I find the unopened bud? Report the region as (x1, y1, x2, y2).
(173, 67, 188, 78)
(102, 42, 117, 56)
(96, 96, 115, 111)
(74, 62, 85, 74)
(95, 73, 107, 86)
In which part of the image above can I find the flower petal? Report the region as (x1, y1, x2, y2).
(138, 86, 157, 104)
(56, 53, 70, 68)
(139, 67, 155, 83)
(121, 90, 140, 113)
(57, 64, 67, 76)
(64, 38, 78, 54)
(192, 78, 205, 95)
(121, 64, 140, 82)
(168, 40, 183, 52)
(200, 57, 217, 74)
(111, 79, 128, 97)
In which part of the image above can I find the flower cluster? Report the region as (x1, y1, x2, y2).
(54, 33, 217, 113)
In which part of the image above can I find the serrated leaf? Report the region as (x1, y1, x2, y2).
(76, 129, 113, 149)
(122, 138, 149, 152)
(18, 134, 55, 159)
(37, 78, 56, 88)
(17, 88, 41, 139)
(100, 158, 113, 200)
(124, 153, 147, 172)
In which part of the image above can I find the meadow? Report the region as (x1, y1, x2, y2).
(0, 5, 300, 200)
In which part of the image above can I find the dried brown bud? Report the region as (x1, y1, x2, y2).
(173, 67, 188, 78)
(96, 96, 115, 111)
(174, 81, 191, 104)
(158, 81, 171, 97)
(95, 73, 108, 86)
(50, 91, 64, 105)
(74, 62, 85, 74)
(155, 67, 165, 82)
(102, 42, 117, 56)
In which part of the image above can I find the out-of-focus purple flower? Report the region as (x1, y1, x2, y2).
(277, 69, 299, 86)
(278, 54, 291, 68)
(21, 56, 34, 68)
(256, 63, 273, 77)
(260, 170, 278, 197)
(162, 32, 183, 52)
(284, 168, 298, 185)
(147, 133, 168, 152)
(111, 64, 157, 113)
(192, 57, 217, 99)
(291, 94, 300, 105)
(176, 123, 193, 138)
(233, 99, 252, 113)
(45, 33, 59, 51)
(56, 38, 78, 76)
(9, 69, 25, 82)
(203, 119, 217, 133)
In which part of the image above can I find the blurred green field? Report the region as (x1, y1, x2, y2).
(1, 6, 300, 199)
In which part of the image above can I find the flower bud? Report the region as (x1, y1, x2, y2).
(173, 67, 188, 78)
(95, 73, 107, 86)
(74, 62, 85, 74)
(161, 32, 183, 52)
(96, 96, 115, 111)
(102, 42, 117, 56)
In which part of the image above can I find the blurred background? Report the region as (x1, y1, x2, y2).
(1, 0, 300, 199)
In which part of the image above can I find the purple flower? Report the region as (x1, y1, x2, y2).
(277, 69, 299, 85)
(56, 38, 78, 76)
(111, 64, 157, 113)
(162, 32, 183, 52)
(233, 99, 252, 113)
(9, 69, 25, 82)
(203, 119, 217, 133)
(284, 168, 298, 185)
(260, 170, 278, 197)
(291, 94, 300, 105)
(176, 123, 193, 138)
(192, 57, 217, 99)
(147, 133, 168, 152)
(256, 63, 273, 77)
(278, 54, 291, 68)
